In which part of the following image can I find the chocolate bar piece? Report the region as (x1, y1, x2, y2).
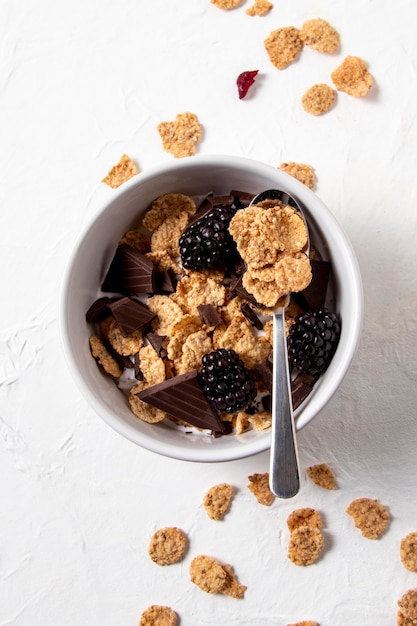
(85, 296, 114, 323)
(197, 303, 222, 327)
(292, 259, 331, 311)
(145, 332, 167, 358)
(231, 190, 255, 207)
(240, 302, 264, 330)
(107, 297, 156, 336)
(138, 370, 228, 434)
(102, 243, 155, 295)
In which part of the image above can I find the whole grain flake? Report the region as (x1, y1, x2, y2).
(331, 55, 373, 97)
(400, 532, 417, 572)
(246, 0, 273, 16)
(279, 162, 316, 189)
(247, 472, 275, 506)
(101, 153, 138, 188)
(346, 497, 390, 539)
(139, 605, 178, 626)
(148, 527, 187, 565)
(211, 0, 243, 8)
(264, 27, 304, 70)
(189, 555, 246, 598)
(203, 483, 234, 520)
(302, 84, 336, 116)
(300, 18, 340, 53)
(306, 463, 337, 489)
(157, 112, 202, 158)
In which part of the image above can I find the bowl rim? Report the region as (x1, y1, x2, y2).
(59, 154, 363, 462)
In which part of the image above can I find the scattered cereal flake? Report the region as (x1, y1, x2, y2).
(148, 527, 187, 566)
(264, 27, 304, 70)
(331, 55, 373, 97)
(397, 610, 417, 626)
(398, 589, 417, 621)
(119, 230, 151, 253)
(139, 605, 178, 626)
(101, 153, 138, 189)
(401, 533, 417, 573)
(300, 18, 340, 53)
(89, 335, 122, 378)
(203, 483, 233, 520)
(138, 345, 166, 386)
(287, 622, 319, 626)
(157, 112, 202, 158)
(99, 316, 143, 356)
(306, 463, 336, 490)
(151, 211, 189, 258)
(301, 83, 336, 116)
(279, 162, 316, 189)
(288, 526, 324, 566)
(129, 382, 166, 424)
(211, 0, 243, 9)
(222, 563, 247, 599)
(143, 193, 196, 232)
(189, 555, 228, 594)
(346, 497, 390, 539)
(189, 555, 245, 598)
(246, 0, 273, 16)
(173, 272, 227, 316)
(247, 472, 275, 506)
(166, 315, 204, 360)
(287, 508, 323, 533)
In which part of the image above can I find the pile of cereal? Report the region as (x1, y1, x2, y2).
(86, 190, 340, 435)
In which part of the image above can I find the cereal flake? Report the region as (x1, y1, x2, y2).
(89, 335, 122, 378)
(189, 555, 245, 598)
(101, 153, 138, 189)
(331, 55, 373, 97)
(157, 112, 202, 158)
(247, 472, 275, 506)
(203, 483, 233, 520)
(287, 508, 323, 533)
(99, 316, 143, 356)
(288, 526, 324, 566)
(139, 605, 178, 626)
(143, 193, 196, 232)
(398, 589, 417, 621)
(301, 84, 336, 116)
(264, 27, 304, 70)
(119, 230, 150, 253)
(279, 162, 316, 189)
(401, 533, 417, 573)
(300, 18, 340, 53)
(138, 344, 166, 386)
(346, 497, 390, 539)
(129, 382, 166, 424)
(211, 0, 243, 8)
(246, 0, 273, 16)
(151, 211, 189, 258)
(306, 463, 336, 490)
(148, 527, 187, 565)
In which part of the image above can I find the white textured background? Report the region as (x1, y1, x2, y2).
(1, 1, 417, 624)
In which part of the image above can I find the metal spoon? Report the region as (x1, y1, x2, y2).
(249, 189, 310, 498)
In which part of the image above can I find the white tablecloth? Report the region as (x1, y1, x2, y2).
(2, 1, 417, 624)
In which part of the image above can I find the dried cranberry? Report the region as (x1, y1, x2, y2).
(236, 70, 259, 99)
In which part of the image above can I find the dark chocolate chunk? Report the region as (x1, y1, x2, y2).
(107, 297, 156, 336)
(262, 394, 272, 412)
(134, 352, 143, 380)
(292, 259, 331, 311)
(291, 371, 318, 408)
(240, 302, 264, 330)
(209, 194, 234, 207)
(197, 303, 222, 327)
(231, 190, 255, 208)
(155, 270, 177, 294)
(102, 243, 155, 295)
(137, 370, 228, 434)
(106, 343, 134, 371)
(145, 332, 167, 358)
(85, 297, 114, 323)
(229, 274, 260, 306)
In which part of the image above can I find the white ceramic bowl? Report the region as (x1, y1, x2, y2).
(60, 155, 363, 462)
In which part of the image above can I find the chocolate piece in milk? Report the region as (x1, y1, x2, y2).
(292, 259, 331, 311)
(102, 243, 155, 295)
(108, 297, 156, 336)
(138, 370, 229, 434)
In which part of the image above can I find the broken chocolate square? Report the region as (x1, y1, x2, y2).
(107, 297, 156, 336)
(240, 302, 264, 330)
(138, 370, 228, 434)
(292, 259, 331, 311)
(102, 243, 156, 295)
(197, 303, 222, 327)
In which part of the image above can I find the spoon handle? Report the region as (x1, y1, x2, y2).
(269, 309, 300, 498)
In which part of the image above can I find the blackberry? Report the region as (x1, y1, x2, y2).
(199, 349, 257, 413)
(179, 204, 239, 271)
(287, 308, 341, 377)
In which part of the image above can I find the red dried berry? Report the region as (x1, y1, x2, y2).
(236, 70, 259, 99)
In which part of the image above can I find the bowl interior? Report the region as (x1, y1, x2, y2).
(60, 155, 363, 462)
